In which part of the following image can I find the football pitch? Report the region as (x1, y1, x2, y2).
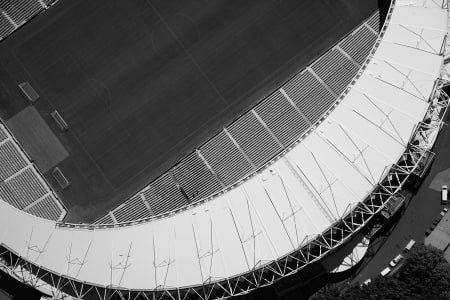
(0, 0, 378, 222)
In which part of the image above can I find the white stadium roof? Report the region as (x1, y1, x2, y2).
(0, 0, 449, 298)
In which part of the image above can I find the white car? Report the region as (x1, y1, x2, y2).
(389, 254, 403, 268)
(379, 267, 391, 278)
(362, 279, 371, 286)
(442, 185, 448, 204)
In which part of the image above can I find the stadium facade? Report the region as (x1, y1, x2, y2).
(0, 0, 450, 299)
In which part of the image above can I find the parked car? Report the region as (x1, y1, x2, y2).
(389, 254, 404, 267)
(404, 239, 416, 252)
(442, 185, 448, 204)
(362, 279, 371, 286)
(379, 267, 391, 278)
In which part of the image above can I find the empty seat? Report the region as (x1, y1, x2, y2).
(200, 131, 253, 186)
(0, 125, 67, 221)
(0, 140, 28, 180)
(0, 0, 48, 41)
(143, 173, 188, 215)
(340, 26, 378, 65)
(2, 0, 43, 25)
(227, 111, 282, 167)
(112, 194, 153, 223)
(0, 167, 48, 209)
(25, 194, 65, 221)
(366, 11, 381, 33)
(254, 91, 309, 147)
(93, 213, 115, 225)
(0, 12, 15, 40)
(0, 127, 8, 142)
(283, 70, 337, 124)
(311, 49, 359, 95)
(171, 152, 222, 202)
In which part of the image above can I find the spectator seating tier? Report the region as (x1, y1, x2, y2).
(200, 131, 253, 186)
(171, 152, 222, 203)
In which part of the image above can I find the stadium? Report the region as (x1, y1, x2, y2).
(0, 0, 449, 299)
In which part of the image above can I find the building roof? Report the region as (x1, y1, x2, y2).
(0, 0, 448, 292)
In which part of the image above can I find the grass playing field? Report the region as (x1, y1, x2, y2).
(0, 0, 378, 222)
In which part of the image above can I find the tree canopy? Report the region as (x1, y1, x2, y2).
(311, 243, 450, 300)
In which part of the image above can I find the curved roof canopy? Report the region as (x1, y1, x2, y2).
(0, 0, 448, 292)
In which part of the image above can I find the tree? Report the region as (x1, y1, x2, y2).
(311, 243, 450, 300)
(396, 243, 450, 300)
(310, 285, 341, 300)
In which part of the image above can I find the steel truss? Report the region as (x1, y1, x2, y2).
(0, 76, 448, 300)
(331, 237, 370, 273)
(2, 1, 450, 299)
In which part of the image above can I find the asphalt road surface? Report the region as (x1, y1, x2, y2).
(352, 121, 450, 284)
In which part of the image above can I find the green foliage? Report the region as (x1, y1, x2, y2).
(397, 243, 450, 300)
(309, 285, 341, 300)
(311, 243, 450, 300)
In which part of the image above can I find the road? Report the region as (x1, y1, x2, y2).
(352, 119, 450, 284)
